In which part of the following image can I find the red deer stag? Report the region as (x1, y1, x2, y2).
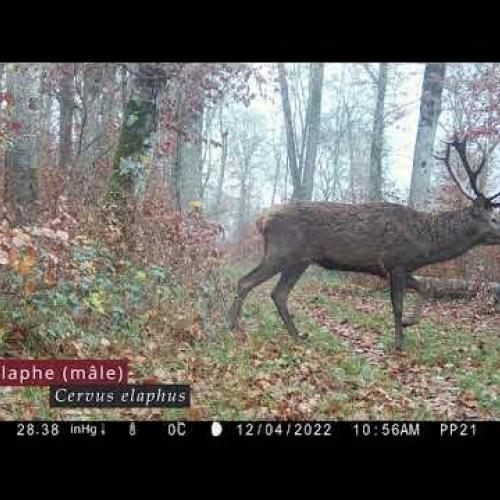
(229, 138, 500, 350)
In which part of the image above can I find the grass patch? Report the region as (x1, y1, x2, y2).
(0, 262, 497, 420)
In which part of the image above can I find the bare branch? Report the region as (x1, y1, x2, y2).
(362, 64, 378, 83)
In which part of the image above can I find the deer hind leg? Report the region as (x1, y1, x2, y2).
(389, 269, 406, 351)
(271, 263, 309, 340)
(228, 259, 283, 331)
(402, 275, 425, 327)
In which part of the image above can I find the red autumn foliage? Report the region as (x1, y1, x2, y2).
(447, 64, 500, 140)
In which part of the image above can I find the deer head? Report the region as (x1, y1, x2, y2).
(435, 137, 500, 245)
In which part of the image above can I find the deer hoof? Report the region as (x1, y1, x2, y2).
(402, 318, 418, 328)
(393, 343, 406, 354)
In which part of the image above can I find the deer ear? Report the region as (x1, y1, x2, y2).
(482, 197, 493, 210)
(473, 195, 489, 210)
(471, 198, 486, 217)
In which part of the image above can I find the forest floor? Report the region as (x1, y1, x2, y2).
(0, 262, 498, 421)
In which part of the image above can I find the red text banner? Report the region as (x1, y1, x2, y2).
(0, 359, 128, 386)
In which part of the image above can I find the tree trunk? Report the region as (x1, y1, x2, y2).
(78, 63, 103, 160)
(414, 275, 500, 302)
(108, 64, 156, 209)
(0, 63, 5, 207)
(237, 160, 249, 239)
(346, 114, 357, 203)
(235, 129, 255, 240)
(409, 64, 446, 210)
(283, 154, 289, 201)
(271, 146, 281, 206)
(37, 65, 55, 172)
(170, 87, 183, 212)
(302, 63, 324, 201)
(4, 63, 40, 221)
(368, 63, 388, 202)
(177, 89, 203, 214)
(277, 63, 302, 199)
(100, 64, 118, 137)
(58, 64, 74, 169)
(278, 63, 324, 201)
(214, 105, 228, 216)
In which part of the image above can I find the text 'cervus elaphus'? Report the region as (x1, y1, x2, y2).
(229, 138, 500, 350)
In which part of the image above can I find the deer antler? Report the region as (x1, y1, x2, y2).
(451, 138, 487, 197)
(434, 140, 475, 201)
(488, 190, 500, 207)
(434, 136, 499, 205)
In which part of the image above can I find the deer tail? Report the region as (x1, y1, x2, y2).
(255, 214, 270, 256)
(255, 215, 266, 235)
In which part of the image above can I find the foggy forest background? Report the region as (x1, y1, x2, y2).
(1, 64, 499, 228)
(2, 63, 499, 277)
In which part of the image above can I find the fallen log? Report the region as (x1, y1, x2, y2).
(413, 276, 500, 302)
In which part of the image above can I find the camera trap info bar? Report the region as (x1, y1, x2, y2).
(49, 384, 190, 408)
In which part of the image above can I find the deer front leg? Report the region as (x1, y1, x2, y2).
(389, 269, 406, 351)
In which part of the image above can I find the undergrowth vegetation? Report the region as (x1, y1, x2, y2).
(1, 245, 498, 420)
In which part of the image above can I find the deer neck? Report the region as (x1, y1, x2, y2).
(421, 208, 483, 264)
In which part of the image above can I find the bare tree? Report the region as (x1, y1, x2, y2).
(270, 127, 283, 206)
(277, 63, 324, 200)
(108, 64, 159, 211)
(368, 63, 388, 201)
(214, 104, 228, 216)
(37, 64, 56, 170)
(302, 63, 325, 200)
(4, 63, 40, 220)
(409, 64, 446, 210)
(57, 64, 75, 169)
(178, 86, 204, 213)
(100, 64, 119, 144)
(77, 63, 103, 160)
(229, 111, 265, 238)
(277, 63, 301, 198)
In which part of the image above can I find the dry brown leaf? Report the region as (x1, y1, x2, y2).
(24, 280, 37, 295)
(18, 253, 37, 276)
(185, 405, 206, 420)
(55, 230, 69, 242)
(12, 236, 27, 248)
(40, 227, 57, 239)
(0, 250, 8, 265)
(44, 267, 58, 287)
(8, 246, 19, 267)
(0, 219, 10, 233)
